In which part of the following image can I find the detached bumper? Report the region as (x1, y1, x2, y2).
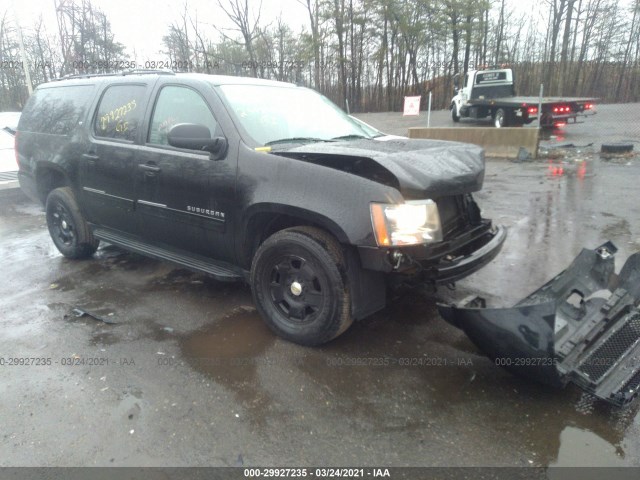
(438, 242, 640, 407)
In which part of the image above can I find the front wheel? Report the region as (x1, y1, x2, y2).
(250, 226, 352, 346)
(46, 187, 99, 259)
(451, 104, 460, 122)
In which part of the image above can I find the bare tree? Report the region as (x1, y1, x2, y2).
(216, 0, 263, 77)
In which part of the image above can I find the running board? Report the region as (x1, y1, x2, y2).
(438, 241, 640, 407)
(93, 228, 246, 282)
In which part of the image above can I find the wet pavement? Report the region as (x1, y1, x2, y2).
(1, 116, 640, 468)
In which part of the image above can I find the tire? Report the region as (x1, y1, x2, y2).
(45, 187, 99, 259)
(601, 143, 634, 154)
(250, 226, 352, 346)
(540, 113, 553, 129)
(493, 108, 508, 128)
(451, 104, 460, 122)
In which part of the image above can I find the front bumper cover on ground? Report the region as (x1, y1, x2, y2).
(438, 241, 640, 406)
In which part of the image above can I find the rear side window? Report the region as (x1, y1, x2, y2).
(94, 85, 146, 141)
(19, 85, 94, 135)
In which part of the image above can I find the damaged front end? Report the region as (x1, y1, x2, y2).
(438, 242, 640, 406)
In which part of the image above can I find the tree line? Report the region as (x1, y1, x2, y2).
(1, 0, 639, 112)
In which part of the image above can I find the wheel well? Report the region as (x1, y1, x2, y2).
(36, 167, 70, 204)
(243, 213, 339, 268)
(244, 212, 387, 322)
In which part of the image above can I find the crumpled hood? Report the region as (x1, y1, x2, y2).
(275, 138, 485, 197)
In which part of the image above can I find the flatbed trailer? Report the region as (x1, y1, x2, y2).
(451, 68, 597, 128)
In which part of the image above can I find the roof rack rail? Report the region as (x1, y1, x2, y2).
(55, 69, 176, 81)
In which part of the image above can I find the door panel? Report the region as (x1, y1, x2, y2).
(135, 84, 234, 259)
(81, 83, 150, 234)
(81, 141, 138, 231)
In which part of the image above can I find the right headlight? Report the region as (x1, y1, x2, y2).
(370, 200, 443, 246)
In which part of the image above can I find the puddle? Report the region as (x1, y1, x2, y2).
(94, 246, 160, 272)
(78, 287, 136, 306)
(179, 308, 276, 420)
(49, 277, 77, 292)
(171, 284, 640, 465)
(139, 319, 179, 342)
(147, 267, 242, 296)
(112, 391, 144, 424)
(293, 288, 640, 464)
(602, 219, 631, 238)
(550, 426, 626, 467)
(0, 202, 45, 238)
(90, 330, 121, 346)
(294, 294, 478, 428)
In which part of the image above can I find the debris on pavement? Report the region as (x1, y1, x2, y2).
(69, 307, 118, 324)
(439, 241, 640, 407)
(601, 142, 634, 155)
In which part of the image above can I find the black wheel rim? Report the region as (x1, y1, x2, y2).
(49, 202, 76, 247)
(266, 254, 326, 324)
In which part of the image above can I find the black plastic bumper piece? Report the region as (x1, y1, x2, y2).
(358, 223, 507, 284)
(438, 241, 640, 407)
(431, 225, 507, 284)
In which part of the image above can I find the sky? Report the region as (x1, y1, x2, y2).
(10, 0, 311, 63)
(9, 0, 602, 65)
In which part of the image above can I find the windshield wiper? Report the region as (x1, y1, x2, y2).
(331, 134, 369, 141)
(264, 137, 334, 146)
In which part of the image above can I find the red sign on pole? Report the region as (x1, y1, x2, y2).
(403, 96, 421, 116)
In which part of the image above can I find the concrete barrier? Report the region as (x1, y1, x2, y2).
(408, 127, 540, 159)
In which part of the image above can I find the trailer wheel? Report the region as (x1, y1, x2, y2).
(493, 109, 508, 128)
(451, 104, 460, 122)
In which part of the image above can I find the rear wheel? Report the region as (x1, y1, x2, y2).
(45, 187, 99, 259)
(494, 108, 508, 128)
(250, 226, 352, 346)
(540, 113, 554, 129)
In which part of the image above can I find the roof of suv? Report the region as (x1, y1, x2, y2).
(44, 71, 296, 89)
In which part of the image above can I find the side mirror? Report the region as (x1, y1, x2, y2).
(167, 123, 228, 160)
(453, 74, 460, 90)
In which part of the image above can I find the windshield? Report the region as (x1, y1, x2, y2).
(348, 115, 384, 137)
(217, 84, 372, 145)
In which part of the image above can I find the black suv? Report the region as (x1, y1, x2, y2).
(17, 71, 506, 345)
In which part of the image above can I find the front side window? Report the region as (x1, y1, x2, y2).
(148, 86, 218, 146)
(94, 85, 146, 141)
